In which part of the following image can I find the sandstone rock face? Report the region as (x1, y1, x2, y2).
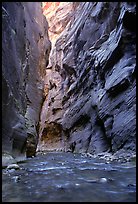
(37, 2, 136, 154)
(42, 2, 73, 44)
(2, 2, 51, 159)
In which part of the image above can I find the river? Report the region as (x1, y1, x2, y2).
(2, 152, 136, 202)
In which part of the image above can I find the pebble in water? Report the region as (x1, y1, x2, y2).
(86, 178, 108, 184)
(99, 178, 108, 183)
(7, 169, 16, 173)
(12, 176, 20, 183)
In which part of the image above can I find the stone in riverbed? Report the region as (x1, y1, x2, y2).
(12, 176, 21, 183)
(99, 177, 108, 183)
(7, 164, 20, 170)
(2, 153, 17, 168)
(86, 177, 108, 184)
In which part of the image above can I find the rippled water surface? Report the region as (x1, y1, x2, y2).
(2, 152, 136, 202)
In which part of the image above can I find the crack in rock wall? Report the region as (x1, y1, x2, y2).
(2, 2, 51, 165)
(37, 2, 136, 155)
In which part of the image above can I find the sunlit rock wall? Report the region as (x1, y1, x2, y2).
(2, 2, 51, 163)
(38, 2, 136, 155)
(37, 2, 78, 151)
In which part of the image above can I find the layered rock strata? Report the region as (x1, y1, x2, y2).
(37, 2, 136, 155)
(2, 2, 51, 165)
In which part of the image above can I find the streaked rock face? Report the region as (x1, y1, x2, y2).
(42, 2, 78, 44)
(2, 2, 51, 160)
(37, 2, 136, 154)
(2, 2, 136, 158)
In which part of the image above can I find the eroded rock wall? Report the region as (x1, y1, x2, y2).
(37, 2, 77, 151)
(38, 2, 136, 155)
(2, 2, 51, 162)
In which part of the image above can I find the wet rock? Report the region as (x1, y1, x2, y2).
(7, 164, 20, 170)
(99, 178, 108, 183)
(86, 178, 108, 184)
(12, 176, 21, 183)
(127, 184, 136, 188)
(2, 153, 17, 168)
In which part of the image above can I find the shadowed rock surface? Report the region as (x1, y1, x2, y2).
(2, 2, 136, 202)
(37, 2, 136, 155)
(2, 2, 51, 164)
(2, 2, 136, 162)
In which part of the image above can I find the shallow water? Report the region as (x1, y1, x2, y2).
(2, 152, 136, 202)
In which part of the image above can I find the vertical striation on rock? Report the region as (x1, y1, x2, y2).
(2, 2, 136, 159)
(37, 2, 78, 152)
(2, 2, 51, 163)
(38, 2, 136, 155)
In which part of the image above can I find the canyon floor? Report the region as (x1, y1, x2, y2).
(2, 152, 136, 202)
(2, 2, 136, 202)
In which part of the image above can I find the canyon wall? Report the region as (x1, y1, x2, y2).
(2, 2, 51, 165)
(2, 2, 136, 163)
(37, 2, 136, 155)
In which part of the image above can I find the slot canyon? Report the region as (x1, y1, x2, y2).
(2, 2, 136, 202)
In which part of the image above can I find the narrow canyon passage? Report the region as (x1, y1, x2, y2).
(2, 2, 136, 202)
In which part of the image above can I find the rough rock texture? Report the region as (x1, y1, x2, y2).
(2, 2, 51, 162)
(37, 2, 136, 155)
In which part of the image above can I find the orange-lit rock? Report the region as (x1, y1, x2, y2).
(37, 2, 78, 152)
(42, 2, 60, 12)
(42, 2, 75, 44)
